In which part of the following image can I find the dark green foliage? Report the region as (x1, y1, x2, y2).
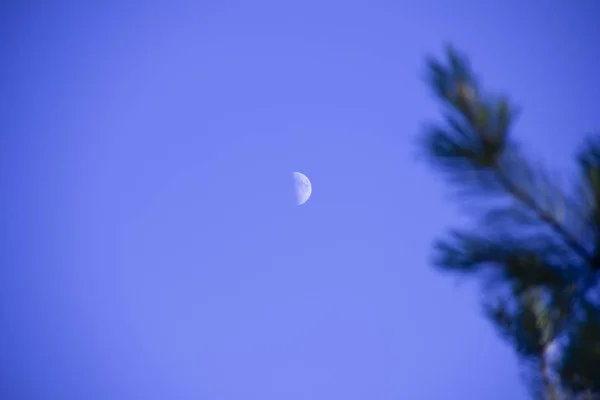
(560, 306, 600, 394)
(419, 45, 600, 399)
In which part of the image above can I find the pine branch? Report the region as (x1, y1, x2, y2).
(420, 45, 600, 397)
(492, 164, 594, 267)
(422, 45, 595, 270)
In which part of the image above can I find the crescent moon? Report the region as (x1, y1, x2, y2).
(293, 172, 312, 206)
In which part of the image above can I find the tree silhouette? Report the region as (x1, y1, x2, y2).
(418, 45, 600, 399)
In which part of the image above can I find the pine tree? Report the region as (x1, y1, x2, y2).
(419, 45, 600, 399)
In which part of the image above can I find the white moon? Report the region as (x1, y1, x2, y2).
(293, 172, 312, 205)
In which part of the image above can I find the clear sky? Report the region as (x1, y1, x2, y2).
(1, 2, 599, 399)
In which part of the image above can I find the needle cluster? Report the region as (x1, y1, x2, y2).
(419, 46, 600, 400)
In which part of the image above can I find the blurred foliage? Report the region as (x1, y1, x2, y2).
(419, 45, 600, 399)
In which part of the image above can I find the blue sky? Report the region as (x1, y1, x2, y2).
(1, 2, 599, 399)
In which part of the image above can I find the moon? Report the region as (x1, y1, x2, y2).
(293, 172, 312, 206)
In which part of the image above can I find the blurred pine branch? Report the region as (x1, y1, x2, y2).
(418, 45, 600, 399)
